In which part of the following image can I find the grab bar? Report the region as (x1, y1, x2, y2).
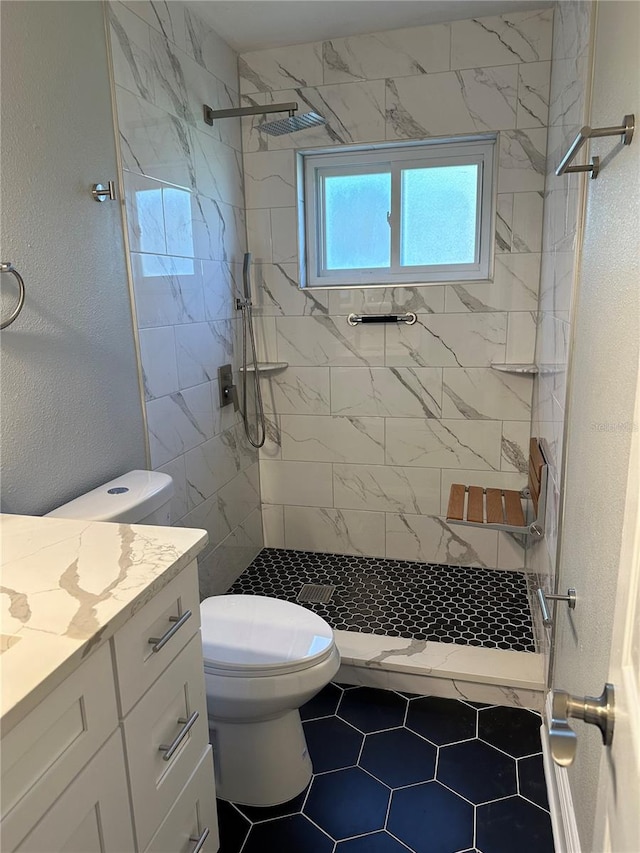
(348, 312, 417, 326)
(556, 114, 634, 178)
(0, 262, 26, 330)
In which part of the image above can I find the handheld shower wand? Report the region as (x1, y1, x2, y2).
(238, 253, 266, 449)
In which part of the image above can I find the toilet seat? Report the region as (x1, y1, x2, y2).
(200, 595, 336, 678)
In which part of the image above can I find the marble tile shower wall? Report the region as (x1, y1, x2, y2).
(528, 1, 593, 655)
(108, 1, 263, 593)
(239, 9, 553, 569)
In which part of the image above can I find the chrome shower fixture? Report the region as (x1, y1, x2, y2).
(203, 102, 325, 136)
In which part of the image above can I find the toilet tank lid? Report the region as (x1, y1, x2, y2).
(45, 470, 174, 522)
(200, 595, 335, 672)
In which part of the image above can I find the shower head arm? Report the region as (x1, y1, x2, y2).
(203, 102, 298, 126)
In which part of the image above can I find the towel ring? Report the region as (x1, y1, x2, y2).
(1, 262, 26, 330)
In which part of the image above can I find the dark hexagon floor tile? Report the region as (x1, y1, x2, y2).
(304, 767, 390, 840)
(216, 800, 250, 853)
(304, 716, 363, 773)
(437, 740, 516, 804)
(476, 796, 554, 852)
(336, 831, 413, 852)
(242, 814, 334, 853)
(359, 727, 437, 788)
(233, 786, 308, 824)
(387, 781, 474, 853)
(406, 696, 477, 745)
(301, 683, 344, 721)
(338, 687, 408, 733)
(518, 754, 549, 810)
(478, 706, 542, 758)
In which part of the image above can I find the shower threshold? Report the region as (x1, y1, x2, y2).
(228, 549, 545, 711)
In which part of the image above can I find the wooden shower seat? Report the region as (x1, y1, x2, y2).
(446, 438, 548, 538)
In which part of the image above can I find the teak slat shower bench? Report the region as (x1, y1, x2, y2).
(446, 438, 548, 539)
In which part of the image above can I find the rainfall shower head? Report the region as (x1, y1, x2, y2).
(258, 111, 325, 136)
(203, 101, 326, 137)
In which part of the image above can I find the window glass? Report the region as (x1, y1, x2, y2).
(324, 172, 391, 270)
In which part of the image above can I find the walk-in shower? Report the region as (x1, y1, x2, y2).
(203, 101, 326, 136)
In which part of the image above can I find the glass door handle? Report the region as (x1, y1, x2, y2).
(549, 683, 615, 766)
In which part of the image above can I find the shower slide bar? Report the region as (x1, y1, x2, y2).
(347, 312, 417, 326)
(446, 438, 548, 539)
(556, 113, 634, 178)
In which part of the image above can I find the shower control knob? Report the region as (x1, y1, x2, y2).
(218, 364, 239, 411)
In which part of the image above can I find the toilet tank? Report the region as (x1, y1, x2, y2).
(46, 470, 174, 525)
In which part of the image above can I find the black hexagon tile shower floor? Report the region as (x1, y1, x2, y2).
(217, 685, 554, 853)
(228, 549, 536, 652)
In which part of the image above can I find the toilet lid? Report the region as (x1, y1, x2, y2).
(200, 595, 335, 676)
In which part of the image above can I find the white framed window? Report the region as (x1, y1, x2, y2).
(300, 135, 496, 288)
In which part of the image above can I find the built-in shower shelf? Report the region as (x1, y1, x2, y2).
(490, 363, 539, 374)
(239, 362, 289, 374)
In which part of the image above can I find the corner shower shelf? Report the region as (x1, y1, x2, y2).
(490, 363, 539, 375)
(239, 362, 288, 374)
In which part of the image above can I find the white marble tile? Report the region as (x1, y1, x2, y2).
(385, 314, 507, 368)
(239, 42, 323, 94)
(122, 0, 186, 52)
(258, 414, 282, 461)
(246, 209, 273, 263)
(450, 9, 553, 69)
(552, 0, 593, 62)
(439, 469, 526, 516)
(253, 264, 329, 317)
(156, 454, 188, 524)
(148, 27, 198, 124)
(130, 253, 204, 329)
(138, 326, 179, 400)
(284, 506, 386, 557)
(276, 316, 386, 368)
(517, 61, 551, 129)
(328, 286, 445, 317)
(333, 464, 441, 515)
(199, 74, 241, 149)
(116, 87, 197, 189)
(498, 129, 547, 193)
(192, 131, 244, 206)
(444, 254, 540, 313)
(244, 150, 296, 209)
(197, 509, 264, 597)
(495, 193, 513, 253)
(496, 531, 526, 571)
(184, 6, 238, 90)
(386, 66, 517, 139)
(174, 320, 234, 388)
(216, 463, 261, 533)
(385, 418, 502, 470)
(261, 503, 285, 548)
(280, 415, 385, 464)
(442, 367, 533, 421)
(184, 423, 254, 509)
(501, 420, 531, 473)
(506, 311, 537, 364)
(202, 260, 237, 322)
(330, 367, 442, 419)
(385, 513, 499, 567)
(260, 460, 333, 507)
(271, 208, 298, 264)
(323, 23, 450, 84)
(109, 2, 155, 103)
(123, 171, 166, 255)
(146, 383, 214, 467)
(191, 196, 246, 263)
(512, 192, 544, 253)
(262, 366, 331, 416)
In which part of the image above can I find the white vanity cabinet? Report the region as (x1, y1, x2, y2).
(0, 560, 219, 853)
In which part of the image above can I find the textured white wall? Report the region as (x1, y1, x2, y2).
(552, 1, 640, 848)
(0, 1, 146, 515)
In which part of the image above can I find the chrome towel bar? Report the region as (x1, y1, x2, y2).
(0, 262, 26, 330)
(556, 113, 634, 178)
(348, 312, 417, 326)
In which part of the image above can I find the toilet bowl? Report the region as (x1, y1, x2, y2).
(200, 594, 340, 806)
(46, 471, 341, 808)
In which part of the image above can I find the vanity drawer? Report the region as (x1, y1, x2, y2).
(145, 747, 218, 853)
(1, 643, 118, 853)
(14, 729, 135, 853)
(122, 631, 210, 850)
(113, 560, 200, 714)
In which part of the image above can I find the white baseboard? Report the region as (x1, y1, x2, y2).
(542, 691, 582, 853)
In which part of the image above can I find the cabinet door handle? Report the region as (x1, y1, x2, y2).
(148, 609, 192, 652)
(158, 710, 199, 761)
(189, 827, 210, 853)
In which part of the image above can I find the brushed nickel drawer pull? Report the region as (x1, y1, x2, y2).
(159, 710, 199, 761)
(189, 827, 210, 853)
(148, 609, 192, 652)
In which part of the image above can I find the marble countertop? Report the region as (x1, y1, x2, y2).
(0, 514, 207, 734)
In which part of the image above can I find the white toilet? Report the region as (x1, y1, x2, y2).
(46, 470, 341, 807)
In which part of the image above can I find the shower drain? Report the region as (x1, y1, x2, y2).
(297, 584, 336, 604)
